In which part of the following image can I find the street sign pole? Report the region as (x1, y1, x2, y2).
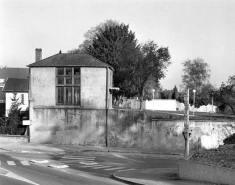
(184, 89, 190, 158)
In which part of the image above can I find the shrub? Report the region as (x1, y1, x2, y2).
(223, 133, 235, 145)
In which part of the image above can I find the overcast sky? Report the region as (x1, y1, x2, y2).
(0, 0, 235, 89)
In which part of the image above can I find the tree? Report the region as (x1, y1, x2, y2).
(86, 23, 141, 103)
(182, 58, 210, 93)
(213, 75, 235, 115)
(172, 85, 179, 100)
(68, 20, 119, 54)
(134, 41, 171, 109)
(7, 93, 22, 134)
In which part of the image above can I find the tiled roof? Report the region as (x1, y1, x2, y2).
(0, 68, 29, 79)
(27, 53, 113, 69)
(3, 78, 29, 92)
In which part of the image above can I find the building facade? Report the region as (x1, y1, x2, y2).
(28, 49, 113, 144)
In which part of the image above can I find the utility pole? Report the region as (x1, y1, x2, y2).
(184, 89, 190, 158)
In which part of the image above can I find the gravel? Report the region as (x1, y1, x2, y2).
(190, 144, 235, 169)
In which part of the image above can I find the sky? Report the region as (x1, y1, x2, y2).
(0, 0, 235, 90)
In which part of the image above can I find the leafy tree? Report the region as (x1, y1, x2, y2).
(86, 23, 141, 102)
(134, 41, 171, 109)
(68, 20, 119, 54)
(142, 78, 161, 100)
(213, 75, 235, 114)
(182, 58, 210, 93)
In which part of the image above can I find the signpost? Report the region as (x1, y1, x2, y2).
(183, 89, 190, 158)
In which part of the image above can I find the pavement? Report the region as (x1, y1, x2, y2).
(0, 142, 209, 185)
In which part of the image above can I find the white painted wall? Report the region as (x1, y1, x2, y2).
(5, 92, 28, 116)
(145, 99, 177, 111)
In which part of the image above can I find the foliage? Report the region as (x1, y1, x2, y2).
(86, 23, 141, 100)
(182, 58, 210, 93)
(171, 85, 179, 100)
(68, 20, 119, 54)
(133, 41, 171, 108)
(223, 133, 235, 145)
(213, 75, 235, 115)
(142, 78, 161, 100)
(7, 93, 22, 134)
(0, 93, 26, 135)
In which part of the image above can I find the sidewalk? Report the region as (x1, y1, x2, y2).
(0, 142, 207, 185)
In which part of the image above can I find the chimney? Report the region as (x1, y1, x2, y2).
(35, 48, 42, 62)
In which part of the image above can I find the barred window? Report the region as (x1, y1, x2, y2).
(56, 67, 80, 105)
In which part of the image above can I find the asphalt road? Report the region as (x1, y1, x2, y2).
(0, 150, 180, 185)
(0, 152, 126, 185)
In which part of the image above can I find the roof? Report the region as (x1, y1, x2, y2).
(0, 68, 29, 79)
(27, 53, 113, 70)
(3, 78, 29, 92)
(0, 87, 5, 100)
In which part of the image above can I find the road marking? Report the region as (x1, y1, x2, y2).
(21, 161, 30, 165)
(80, 165, 102, 168)
(30, 160, 49, 163)
(104, 167, 125, 171)
(0, 167, 39, 185)
(0, 161, 1, 165)
(62, 156, 95, 159)
(92, 166, 112, 169)
(7, 161, 16, 165)
(59, 160, 94, 163)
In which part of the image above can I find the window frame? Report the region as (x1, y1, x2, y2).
(56, 67, 81, 105)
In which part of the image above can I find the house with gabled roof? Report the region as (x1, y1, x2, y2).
(0, 67, 29, 103)
(27, 48, 114, 144)
(2, 78, 29, 116)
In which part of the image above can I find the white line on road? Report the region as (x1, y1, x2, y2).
(80, 165, 102, 168)
(92, 166, 112, 169)
(20, 161, 30, 165)
(7, 161, 16, 165)
(59, 160, 94, 163)
(62, 157, 96, 159)
(104, 167, 125, 171)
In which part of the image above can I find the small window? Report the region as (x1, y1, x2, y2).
(74, 68, 80, 76)
(65, 68, 72, 75)
(57, 68, 64, 75)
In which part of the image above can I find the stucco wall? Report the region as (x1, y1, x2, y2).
(30, 107, 106, 145)
(81, 68, 106, 108)
(29, 108, 235, 150)
(30, 67, 111, 109)
(30, 67, 55, 106)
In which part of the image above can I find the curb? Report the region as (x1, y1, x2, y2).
(179, 159, 235, 185)
(111, 171, 144, 185)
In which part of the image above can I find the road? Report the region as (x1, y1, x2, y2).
(0, 150, 179, 185)
(0, 152, 126, 185)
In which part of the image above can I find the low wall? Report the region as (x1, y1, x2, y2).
(179, 159, 235, 185)
(30, 108, 235, 150)
(0, 135, 28, 143)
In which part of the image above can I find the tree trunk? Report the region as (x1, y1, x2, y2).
(139, 95, 143, 110)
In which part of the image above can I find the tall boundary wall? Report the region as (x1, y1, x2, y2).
(30, 108, 235, 150)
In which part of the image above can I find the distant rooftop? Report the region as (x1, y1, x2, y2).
(3, 78, 29, 92)
(27, 53, 113, 70)
(0, 68, 29, 79)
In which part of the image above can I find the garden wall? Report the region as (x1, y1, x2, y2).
(29, 108, 235, 150)
(0, 135, 28, 143)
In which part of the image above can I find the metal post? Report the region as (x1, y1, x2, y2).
(212, 96, 213, 113)
(152, 89, 155, 111)
(184, 89, 190, 158)
(193, 89, 196, 116)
